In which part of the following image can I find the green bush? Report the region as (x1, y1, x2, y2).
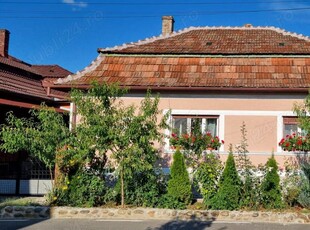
(209, 148, 242, 210)
(68, 170, 106, 207)
(282, 171, 302, 207)
(298, 161, 310, 208)
(157, 194, 187, 210)
(298, 178, 310, 208)
(50, 169, 106, 207)
(111, 169, 166, 207)
(167, 149, 192, 206)
(260, 155, 284, 209)
(195, 153, 222, 207)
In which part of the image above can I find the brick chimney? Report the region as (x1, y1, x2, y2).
(0, 29, 10, 58)
(162, 16, 174, 36)
(244, 24, 253, 28)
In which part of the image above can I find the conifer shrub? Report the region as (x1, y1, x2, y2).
(260, 154, 284, 209)
(167, 149, 192, 206)
(298, 179, 310, 208)
(298, 161, 310, 208)
(209, 145, 243, 210)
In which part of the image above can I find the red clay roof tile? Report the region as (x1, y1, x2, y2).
(0, 55, 71, 100)
(32, 65, 72, 78)
(99, 27, 310, 55)
(56, 56, 310, 90)
(54, 26, 310, 91)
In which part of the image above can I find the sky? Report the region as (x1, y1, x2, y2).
(2, 0, 310, 73)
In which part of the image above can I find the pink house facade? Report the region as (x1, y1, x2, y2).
(47, 17, 310, 166)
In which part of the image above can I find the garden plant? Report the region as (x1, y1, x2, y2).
(0, 83, 309, 211)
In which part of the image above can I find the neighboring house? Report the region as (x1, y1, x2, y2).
(0, 29, 71, 195)
(47, 16, 310, 167)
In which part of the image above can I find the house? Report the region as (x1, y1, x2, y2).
(0, 29, 71, 195)
(47, 16, 310, 167)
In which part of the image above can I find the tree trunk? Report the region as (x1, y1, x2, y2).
(121, 167, 125, 208)
(49, 167, 54, 190)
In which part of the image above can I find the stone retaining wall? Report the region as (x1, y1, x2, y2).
(0, 206, 50, 219)
(1, 206, 310, 224)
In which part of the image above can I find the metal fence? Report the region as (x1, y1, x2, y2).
(0, 153, 53, 195)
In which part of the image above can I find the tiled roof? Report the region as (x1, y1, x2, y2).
(99, 26, 310, 55)
(0, 55, 71, 99)
(0, 56, 41, 76)
(0, 69, 50, 99)
(56, 56, 310, 89)
(54, 26, 310, 91)
(32, 65, 72, 78)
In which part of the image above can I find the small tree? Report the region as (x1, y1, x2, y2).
(236, 122, 258, 208)
(260, 154, 283, 209)
(71, 84, 168, 208)
(167, 148, 192, 205)
(0, 103, 110, 206)
(209, 144, 242, 210)
(0, 105, 69, 186)
(236, 122, 252, 170)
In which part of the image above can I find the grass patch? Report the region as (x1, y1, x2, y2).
(0, 196, 46, 211)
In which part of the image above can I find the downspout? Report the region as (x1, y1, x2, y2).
(69, 102, 77, 131)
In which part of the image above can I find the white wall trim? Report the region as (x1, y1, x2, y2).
(277, 115, 284, 153)
(124, 94, 306, 100)
(219, 115, 225, 152)
(164, 109, 296, 117)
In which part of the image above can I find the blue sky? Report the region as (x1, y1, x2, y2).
(2, 0, 310, 73)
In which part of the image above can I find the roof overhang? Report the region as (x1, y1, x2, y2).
(46, 83, 309, 94)
(0, 98, 67, 112)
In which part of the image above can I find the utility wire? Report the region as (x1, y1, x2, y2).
(1, 0, 310, 5)
(1, 7, 310, 19)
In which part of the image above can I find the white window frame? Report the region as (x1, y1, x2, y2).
(164, 110, 224, 153)
(283, 116, 305, 136)
(171, 116, 218, 136)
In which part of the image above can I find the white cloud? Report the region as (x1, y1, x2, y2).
(62, 0, 87, 8)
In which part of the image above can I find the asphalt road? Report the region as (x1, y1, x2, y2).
(1, 219, 309, 230)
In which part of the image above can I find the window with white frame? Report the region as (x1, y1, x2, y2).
(283, 116, 306, 136)
(172, 115, 219, 136)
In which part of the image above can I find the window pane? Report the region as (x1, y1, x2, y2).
(173, 118, 187, 135)
(284, 124, 298, 137)
(206, 118, 217, 136)
(172, 116, 218, 136)
(191, 118, 202, 134)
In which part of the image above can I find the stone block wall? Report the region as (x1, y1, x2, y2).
(0, 206, 50, 219)
(1, 206, 310, 224)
